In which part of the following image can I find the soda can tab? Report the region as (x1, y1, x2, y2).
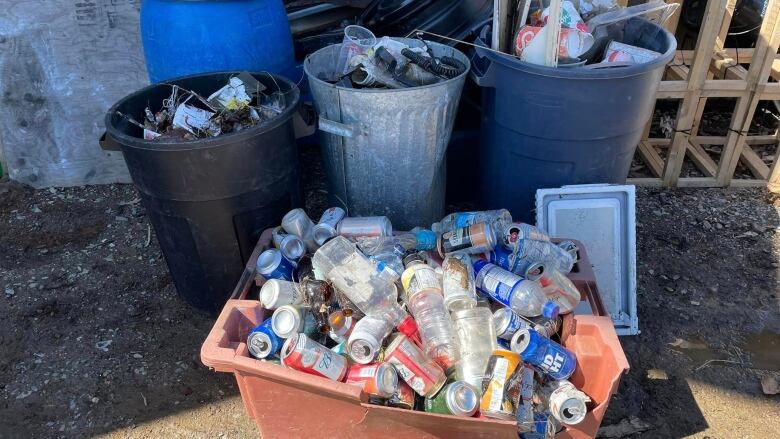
(344, 362, 400, 399)
(271, 304, 318, 339)
(493, 307, 526, 340)
(313, 207, 346, 246)
(424, 380, 479, 417)
(256, 249, 296, 281)
(437, 222, 497, 257)
(512, 328, 576, 380)
(442, 254, 478, 312)
(337, 216, 393, 240)
(282, 208, 318, 252)
(281, 333, 348, 381)
(247, 318, 283, 359)
(480, 349, 522, 420)
(272, 226, 306, 261)
(388, 380, 416, 409)
(604, 41, 661, 64)
(260, 279, 304, 310)
(385, 334, 447, 397)
(542, 380, 591, 425)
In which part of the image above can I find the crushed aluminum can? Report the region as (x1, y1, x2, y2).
(603, 41, 661, 64)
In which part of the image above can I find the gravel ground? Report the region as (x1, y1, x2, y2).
(1, 154, 779, 438)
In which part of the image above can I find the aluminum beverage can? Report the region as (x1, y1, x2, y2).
(282, 208, 318, 252)
(344, 362, 399, 399)
(281, 333, 348, 381)
(385, 334, 446, 397)
(437, 222, 497, 257)
(515, 239, 574, 274)
(497, 338, 511, 350)
(473, 261, 523, 308)
(347, 315, 392, 364)
(313, 207, 346, 246)
(247, 318, 283, 359)
(337, 216, 392, 239)
(271, 305, 318, 339)
(508, 315, 561, 342)
(272, 226, 306, 261)
(388, 380, 416, 409)
(491, 245, 545, 280)
(424, 380, 479, 417)
(260, 279, 304, 310)
(256, 249, 295, 281)
(502, 223, 550, 249)
(604, 41, 661, 63)
(480, 349, 522, 420)
(493, 307, 525, 340)
(516, 365, 537, 433)
(543, 380, 590, 425)
(519, 411, 560, 439)
(512, 328, 576, 380)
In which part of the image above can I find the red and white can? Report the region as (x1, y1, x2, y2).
(515, 26, 594, 59)
(281, 333, 348, 381)
(384, 334, 446, 397)
(344, 362, 400, 399)
(603, 41, 661, 64)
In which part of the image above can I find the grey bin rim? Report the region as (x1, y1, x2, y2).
(105, 71, 300, 152)
(303, 38, 471, 93)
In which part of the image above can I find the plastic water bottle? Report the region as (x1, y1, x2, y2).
(538, 270, 581, 314)
(312, 236, 406, 325)
(512, 328, 576, 380)
(432, 209, 512, 233)
(441, 254, 478, 312)
(473, 260, 559, 318)
(401, 260, 460, 371)
(515, 239, 575, 274)
(357, 237, 407, 279)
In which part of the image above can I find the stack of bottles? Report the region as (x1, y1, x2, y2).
(247, 207, 590, 437)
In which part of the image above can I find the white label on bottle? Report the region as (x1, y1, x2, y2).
(313, 350, 344, 380)
(477, 267, 519, 306)
(357, 365, 378, 378)
(488, 358, 509, 411)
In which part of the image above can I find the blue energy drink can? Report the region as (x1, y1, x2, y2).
(493, 307, 526, 340)
(256, 249, 295, 281)
(490, 246, 545, 281)
(512, 328, 576, 380)
(247, 318, 283, 359)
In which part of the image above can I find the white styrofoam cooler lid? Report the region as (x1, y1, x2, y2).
(536, 184, 638, 336)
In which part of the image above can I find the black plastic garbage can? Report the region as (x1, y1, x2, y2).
(103, 72, 301, 313)
(471, 18, 675, 222)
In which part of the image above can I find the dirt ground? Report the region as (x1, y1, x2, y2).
(1, 152, 779, 438)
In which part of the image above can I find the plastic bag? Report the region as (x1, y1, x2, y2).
(571, 0, 620, 20)
(586, 0, 680, 32)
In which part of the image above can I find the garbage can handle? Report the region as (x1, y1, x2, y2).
(99, 132, 122, 151)
(318, 117, 354, 138)
(469, 46, 496, 88)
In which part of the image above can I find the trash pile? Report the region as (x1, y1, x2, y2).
(497, 0, 678, 67)
(248, 207, 592, 436)
(117, 72, 286, 141)
(317, 25, 467, 89)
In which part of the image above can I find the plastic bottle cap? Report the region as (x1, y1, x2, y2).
(542, 301, 560, 319)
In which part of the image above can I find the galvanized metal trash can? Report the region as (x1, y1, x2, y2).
(304, 39, 470, 230)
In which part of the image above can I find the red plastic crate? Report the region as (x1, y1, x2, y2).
(202, 229, 629, 438)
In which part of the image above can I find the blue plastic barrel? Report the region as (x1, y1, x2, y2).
(470, 18, 675, 222)
(141, 0, 295, 83)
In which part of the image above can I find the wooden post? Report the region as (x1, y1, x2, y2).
(661, 0, 733, 186)
(544, 0, 562, 67)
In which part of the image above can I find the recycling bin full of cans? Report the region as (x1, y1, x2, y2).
(202, 207, 629, 438)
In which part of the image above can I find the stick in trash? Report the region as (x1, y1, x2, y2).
(115, 111, 148, 131)
(544, 0, 562, 67)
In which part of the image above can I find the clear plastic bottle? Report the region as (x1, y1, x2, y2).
(401, 260, 460, 372)
(442, 254, 478, 312)
(538, 270, 581, 314)
(313, 236, 406, 325)
(432, 209, 512, 233)
(473, 260, 559, 318)
(451, 306, 497, 391)
(515, 239, 575, 274)
(356, 236, 408, 279)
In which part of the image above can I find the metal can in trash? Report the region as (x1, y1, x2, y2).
(271, 305, 318, 339)
(260, 279, 303, 310)
(512, 328, 576, 380)
(493, 307, 525, 340)
(424, 380, 479, 417)
(337, 216, 393, 239)
(542, 379, 590, 425)
(502, 222, 550, 249)
(347, 315, 393, 364)
(388, 380, 416, 409)
(385, 334, 446, 397)
(327, 309, 357, 343)
(490, 245, 545, 281)
(272, 226, 306, 261)
(256, 249, 295, 281)
(344, 362, 400, 399)
(281, 333, 348, 381)
(313, 207, 346, 246)
(480, 349, 522, 420)
(604, 41, 661, 64)
(282, 208, 318, 252)
(247, 318, 283, 359)
(437, 222, 497, 257)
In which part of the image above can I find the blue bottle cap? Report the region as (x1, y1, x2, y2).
(542, 301, 560, 320)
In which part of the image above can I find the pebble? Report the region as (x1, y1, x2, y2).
(646, 369, 669, 380)
(672, 274, 680, 280)
(665, 286, 675, 293)
(702, 220, 712, 229)
(133, 353, 143, 359)
(32, 206, 42, 213)
(91, 397, 100, 404)
(690, 301, 701, 306)
(115, 216, 128, 222)
(5, 288, 14, 296)
(95, 340, 113, 351)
